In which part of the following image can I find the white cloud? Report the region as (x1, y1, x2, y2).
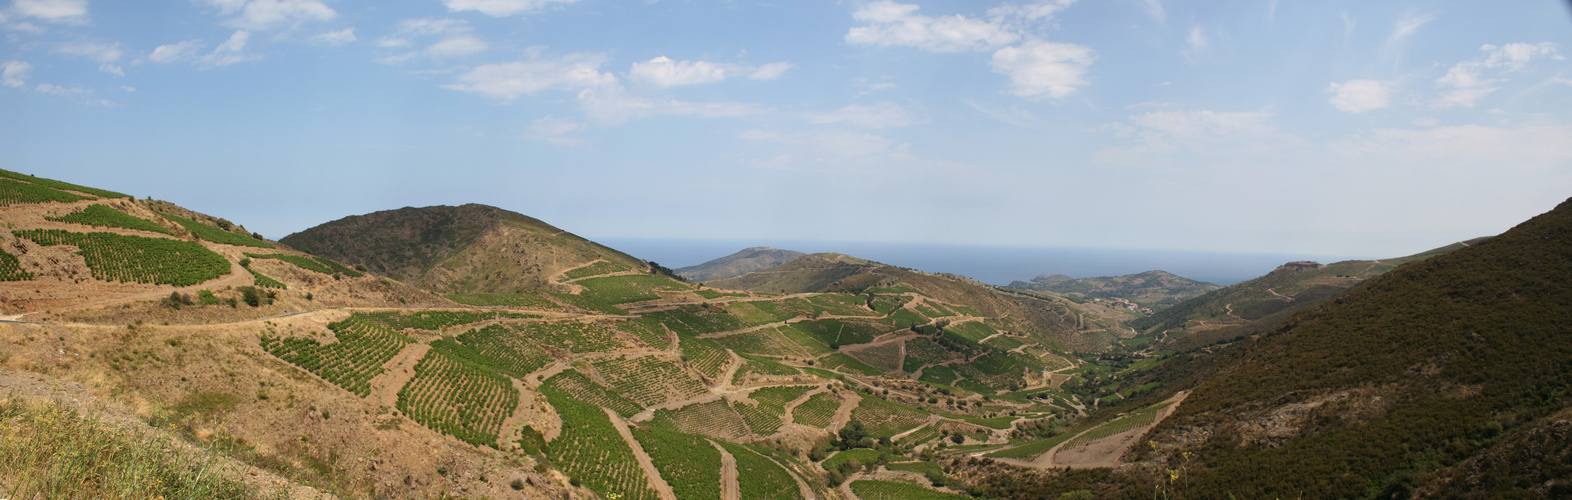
(11, 0, 86, 22)
(1142, 0, 1165, 25)
(2, 60, 31, 88)
(805, 102, 918, 129)
(846, 0, 1019, 53)
(629, 56, 728, 87)
(313, 28, 356, 45)
(35, 82, 88, 96)
(989, 39, 1095, 99)
(1326, 79, 1390, 113)
(986, 0, 1076, 22)
(53, 40, 123, 62)
(201, 30, 255, 67)
(444, 0, 577, 17)
(1435, 42, 1563, 108)
(99, 63, 122, 76)
(748, 62, 794, 80)
(378, 18, 485, 64)
(577, 84, 763, 124)
(1186, 25, 1207, 53)
(524, 115, 587, 146)
(147, 40, 204, 64)
(444, 52, 616, 102)
(201, 0, 336, 30)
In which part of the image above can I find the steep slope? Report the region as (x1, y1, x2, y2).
(1130, 239, 1485, 351)
(281, 204, 645, 294)
(1116, 197, 1572, 498)
(677, 246, 806, 281)
(1007, 270, 1218, 311)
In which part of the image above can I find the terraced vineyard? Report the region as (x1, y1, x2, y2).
(0, 168, 127, 198)
(158, 212, 272, 248)
(733, 398, 786, 435)
(616, 318, 672, 349)
(396, 347, 519, 447)
(1058, 403, 1169, 449)
(678, 338, 730, 379)
(719, 442, 801, 500)
(543, 371, 642, 417)
(359, 310, 538, 332)
(259, 318, 414, 397)
(563, 260, 630, 280)
(791, 391, 840, 428)
(513, 321, 627, 353)
(540, 383, 660, 500)
(251, 269, 286, 289)
(15, 229, 231, 286)
(735, 356, 799, 382)
(850, 480, 969, 500)
(0, 248, 33, 281)
(312, 256, 363, 277)
(447, 324, 553, 377)
(578, 274, 690, 304)
(445, 293, 560, 309)
(591, 355, 708, 407)
(0, 177, 89, 206)
(848, 342, 903, 373)
(630, 427, 723, 500)
(713, 328, 822, 358)
(851, 395, 929, 438)
(652, 400, 748, 440)
(46, 204, 175, 235)
(903, 338, 954, 372)
(244, 253, 333, 274)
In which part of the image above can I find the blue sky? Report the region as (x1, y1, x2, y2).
(3, 0, 1571, 259)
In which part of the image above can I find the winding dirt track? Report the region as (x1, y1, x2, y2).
(711, 441, 741, 500)
(606, 408, 677, 500)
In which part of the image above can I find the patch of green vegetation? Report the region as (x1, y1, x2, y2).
(851, 395, 929, 438)
(445, 292, 560, 309)
(243, 253, 333, 274)
(542, 370, 642, 418)
(539, 382, 660, 500)
(0, 246, 33, 281)
(563, 260, 631, 280)
(823, 448, 886, 472)
(592, 355, 709, 407)
(735, 355, 800, 380)
(357, 310, 539, 332)
(630, 426, 722, 500)
(442, 324, 554, 377)
(250, 269, 286, 289)
(918, 365, 959, 385)
(718, 441, 801, 500)
(46, 204, 174, 235)
(158, 212, 272, 248)
(577, 274, 690, 304)
(792, 391, 841, 428)
(821, 353, 882, 376)
(396, 346, 518, 447)
(258, 317, 413, 397)
(0, 178, 92, 207)
(15, 229, 231, 286)
(547, 292, 628, 315)
(849, 480, 969, 500)
(678, 336, 730, 379)
(0, 168, 128, 199)
(513, 321, 627, 353)
(786, 319, 879, 347)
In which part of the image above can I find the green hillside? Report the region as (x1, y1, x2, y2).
(280, 204, 647, 294)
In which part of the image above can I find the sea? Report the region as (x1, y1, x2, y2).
(591, 238, 1363, 287)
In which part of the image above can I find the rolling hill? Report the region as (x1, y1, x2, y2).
(677, 246, 806, 282)
(281, 204, 646, 295)
(1007, 270, 1218, 311)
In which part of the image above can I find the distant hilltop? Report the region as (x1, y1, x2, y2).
(676, 246, 806, 281)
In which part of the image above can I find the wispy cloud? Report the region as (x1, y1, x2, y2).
(200, 0, 337, 30)
(845, 0, 1020, 53)
(1435, 42, 1564, 108)
(990, 40, 1096, 99)
(10, 0, 87, 23)
(378, 18, 486, 64)
(1326, 79, 1390, 113)
(2, 60, 32, 88)
(443, 0, 578, 17)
